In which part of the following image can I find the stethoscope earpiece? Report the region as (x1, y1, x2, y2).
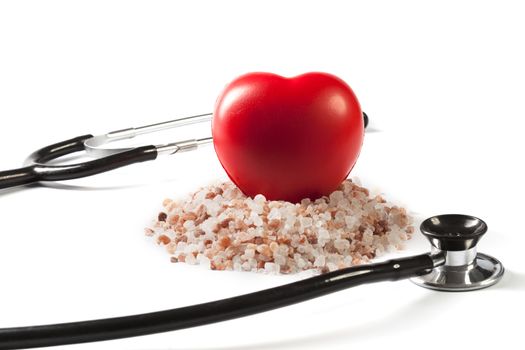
(363, 111, 369, 128)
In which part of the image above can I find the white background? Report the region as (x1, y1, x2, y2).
(1, 1, 524, 349)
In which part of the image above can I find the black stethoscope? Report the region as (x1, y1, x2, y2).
(0, 112, 504, 350)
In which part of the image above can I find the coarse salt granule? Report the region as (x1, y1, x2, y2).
(146, 179, 414, 274)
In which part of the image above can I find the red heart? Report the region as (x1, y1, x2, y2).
(212, 72, 364, 203)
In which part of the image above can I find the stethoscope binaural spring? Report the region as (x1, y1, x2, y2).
(0, 113, 504, 350)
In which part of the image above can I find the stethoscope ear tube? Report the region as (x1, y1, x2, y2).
(0, 135, 158, 190)
(0, 165, 40, 190)
(25, 134, 95, 164)
(0, 253, 437, 350)
(1, 134, 92, 189)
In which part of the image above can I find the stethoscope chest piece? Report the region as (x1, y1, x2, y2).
(410, 214, 504, 291)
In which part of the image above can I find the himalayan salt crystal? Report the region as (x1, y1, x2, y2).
(196, 254, 211, 269)
(334, 239, 351, 252)
(250, 211, 263, 227)
(268, 208, 281, 221)
(256, 244, 272, 256)
(345, 215, 358, 229)
(254, 194, 266, 203)
(185, 253, 197, 265)
(183, 220, 195, 230)
(147, 179, 414, 274)
(314, 255, 326, 267)
(175, 241, 187, 252)
(300, 217, 313, 229)
(247, 199, 264, 215)
(317, 228, 330, 246)
(218, 236, 231, 248)
(274, 254, 287, 266)
(264, 262, 279, 274)
(326, 262, 338, 272)
(244, 248, 256, 259)
(157, 235, 171, 245)
(329, 190, 344, 205)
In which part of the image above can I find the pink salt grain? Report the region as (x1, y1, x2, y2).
(147, 179, 414, 274)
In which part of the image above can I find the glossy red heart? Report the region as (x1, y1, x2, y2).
(212, 72, 364, 203)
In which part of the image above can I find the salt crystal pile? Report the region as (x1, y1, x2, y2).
(146, 179, 414, 274)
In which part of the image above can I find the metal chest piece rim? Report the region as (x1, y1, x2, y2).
(410, 250, 504, 291)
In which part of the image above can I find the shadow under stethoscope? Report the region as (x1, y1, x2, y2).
(0, 179, 170, 195)
(183, 271, 522, 350)
(490, 269, 525, 291)
(148, 291, 453, 350)
(36, 178, 181, 191)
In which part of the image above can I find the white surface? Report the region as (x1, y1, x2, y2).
(0, 1, 524, 349)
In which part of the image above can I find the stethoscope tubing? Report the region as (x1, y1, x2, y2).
(0, 135, 157, 189)
(0, 253, 438, 350)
